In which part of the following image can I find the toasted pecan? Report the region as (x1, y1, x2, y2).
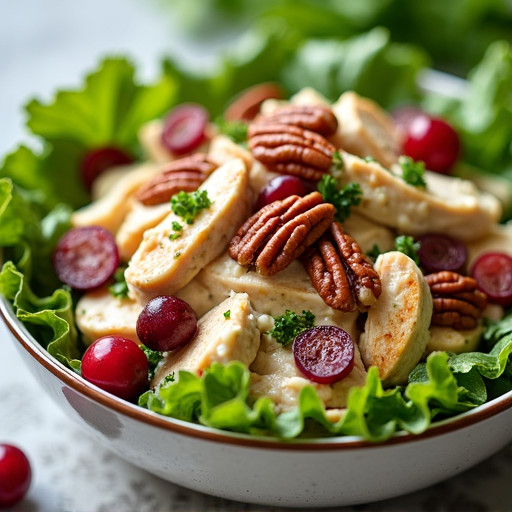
(248, 123, 336, 181)
(303, 222, 381, 311)
(136, 154, 216, 205)
(229, 191, 335, 275)
(425, 271, 487, 330)
(257, 105, 339, 136)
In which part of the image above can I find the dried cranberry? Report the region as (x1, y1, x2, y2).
(471, 252, 512, 307)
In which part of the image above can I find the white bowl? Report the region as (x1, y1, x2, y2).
(2, 292, 512, 508)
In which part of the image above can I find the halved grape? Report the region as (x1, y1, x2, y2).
(292, 326, 354, 385)
(418, 233, 467, 273)
(256, 175, 313, 210)
(471, 252, 512, 306)
(161, 103, 209, 156)
(81, 146, 133, 192)
(53, 226, 119, 290)
(0, 444, 31, 507)
(81, 336, 148, 401)
(136, 295, 198, 352)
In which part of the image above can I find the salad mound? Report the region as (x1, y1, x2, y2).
(2, 52, 512, 442)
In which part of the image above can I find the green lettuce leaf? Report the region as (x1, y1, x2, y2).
(0, 261, 80, 371)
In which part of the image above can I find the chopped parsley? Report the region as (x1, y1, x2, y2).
(141, 345, 164, 380)
(364, 156, 377, 163)
(163, 372, 175, 385)
(174, 251, 181, 259)
(215, 116, 248, 145)
(108, 267, 129, 299)
(399, 156, 427, 189)
(169, 221, 183, 240)
(269, 310, 315, 347)
(223, 310, 231, 319)
(367, 244, 382, 261)
(171, 190, 212, 225)
(317, 175, 362, 222)
(331, 150, 344, 172)
(394, 235, 420, 264)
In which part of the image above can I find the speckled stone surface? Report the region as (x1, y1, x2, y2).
(1, 2, 512, 511)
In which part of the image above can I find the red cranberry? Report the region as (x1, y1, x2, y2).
(418, 233, 467, 274)
(136, 295, 197, 352)
(81, 146, 133, 192)
(402, 114, 460, 174)
(256, 175, 313, 210)
(53, 226, 119, 290)
(292, 326, 354, 385)
(161, 104, 209, 156)
(0, 444, 31, 507)
(81, 336, 148, 401)
(470, 252, 512, 307)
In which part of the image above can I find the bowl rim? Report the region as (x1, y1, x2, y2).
(3, 293, 512, 451)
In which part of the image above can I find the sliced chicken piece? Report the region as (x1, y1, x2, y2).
(337, 152, 502, 241)
(152, 293, 260, 387)
(208, 134, 253, 172)
(359, 251, 433, 386)
(75, 287, 143, 346)
(116, 202, 171, 262)
(125, 158, 251, 304)
(71, 162, 161, 234)
(343, 213, 396, 254)
(425, 325, 483, 356)
(194, 251, 360, 338)
(331, 91, 400, 169)
(250, 328, 367, 413)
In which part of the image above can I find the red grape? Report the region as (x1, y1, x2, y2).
(81, 336, 148, 400)
(470, 252, 512, 307)
(161, 103, 209, 156)
(402, 114, 460, 174)
(136, 295, 198, 352)
(81, 146, 133, 192)
(53, 226, 119, 290)
(418, 233, 467, 274)
(256, 175, 313, 210)
(292, 326, 354, 385)
(0, 444, 31, 507)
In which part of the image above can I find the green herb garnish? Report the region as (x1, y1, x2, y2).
(171, 190, 212, 224)
(399, 156, 427, 189)
(394, 235, 420, 264)
(269, 310, 315, 347)
(169, 220, 183, 240)
(141, 345, 164, 380)
(215, 116, 248, 145)
(223, 310, 231, 319)
(108, 266, 129, 299)
(367, 244, 382, 261)
(163, 372, 175, 385)
(331, 150, 344, 172)
(318, 175, 362, 222)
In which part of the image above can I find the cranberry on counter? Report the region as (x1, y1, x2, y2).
(0, 444, 32, 507)
(136, 295, 198, 352)
(81, 336, 149, 401)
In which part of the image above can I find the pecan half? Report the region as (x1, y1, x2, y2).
(425, 271, 487, 330)
(224, 83, 283, 121)
(303, 222, 381, 311)
(257, 105, 339, 136)
(229, 191, 335, 275)
(136, 154, 216, 205)
(248, 123, 336, 181)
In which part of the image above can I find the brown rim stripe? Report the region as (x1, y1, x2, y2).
(2, 296, 512, 451)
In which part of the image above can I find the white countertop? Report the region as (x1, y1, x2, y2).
(1, 2, 512, 510)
